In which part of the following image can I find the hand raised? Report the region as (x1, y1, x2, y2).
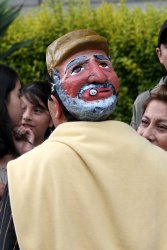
(13, 126, 35, 155)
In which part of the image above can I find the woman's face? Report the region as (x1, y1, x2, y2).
(137, 99, 167, 151)
(6, 80, 22, 128)
(20, 95, 53, 146)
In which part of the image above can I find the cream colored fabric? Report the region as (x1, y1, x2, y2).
(7, 121, 167, 250)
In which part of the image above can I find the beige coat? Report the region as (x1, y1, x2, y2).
(8, 121, 167, 250)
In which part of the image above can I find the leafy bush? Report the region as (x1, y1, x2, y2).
(1, 0, 167, 123)
(0, 0, 31, 59)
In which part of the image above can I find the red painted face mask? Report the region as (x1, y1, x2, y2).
(52, 50, 119, 121)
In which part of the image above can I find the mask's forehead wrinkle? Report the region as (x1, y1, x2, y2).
(65, 56, 88, 73)
(94, 55, 110, 61)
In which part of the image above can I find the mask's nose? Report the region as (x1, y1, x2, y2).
(87, 63, 108, 84)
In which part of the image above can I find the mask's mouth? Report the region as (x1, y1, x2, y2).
(78, 83, 116, 101)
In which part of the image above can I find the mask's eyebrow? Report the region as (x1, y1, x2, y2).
(65, 56, 88, 73)
(94, 55, 110, 61)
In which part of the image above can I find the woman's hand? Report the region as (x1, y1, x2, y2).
(13, 126, 35, 155)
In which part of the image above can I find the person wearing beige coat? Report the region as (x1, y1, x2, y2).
(1, 29, 167, 250)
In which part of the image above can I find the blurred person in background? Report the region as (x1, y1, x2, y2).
(131, 20, 167, 130)
(0, 64, 34, 201)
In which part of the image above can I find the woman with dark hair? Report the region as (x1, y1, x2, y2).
(0, 64, 21, 158)
(19, 81, 54, 147)
(0, 64, 34, 200)
(0, 76, 53, 250)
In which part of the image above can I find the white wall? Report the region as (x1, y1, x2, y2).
(11, 0, 167, 13)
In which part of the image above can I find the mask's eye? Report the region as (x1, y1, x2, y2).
(71, 65, 84, 75)
(99, 62, 109, 68)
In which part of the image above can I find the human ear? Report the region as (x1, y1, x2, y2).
(48, 118, 54, 129)
(48, 95, 66, 126)
(156, 47, 160, 55)
(50, 95, 62, 119)
(156, 47, 162, 63)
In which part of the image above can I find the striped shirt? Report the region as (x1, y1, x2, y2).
(0, 184, 19, 250)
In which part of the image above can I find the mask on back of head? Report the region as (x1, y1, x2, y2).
(51, 69, 118, 121)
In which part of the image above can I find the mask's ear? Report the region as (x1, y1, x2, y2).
(48, 95, 66, 126)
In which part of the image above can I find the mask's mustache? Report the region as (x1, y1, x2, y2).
(78, 83, 116, 99)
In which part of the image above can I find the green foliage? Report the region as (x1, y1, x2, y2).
(1, 0, 167, 123)
(0, 0, 31, 59)
(0, 0, 22, 37)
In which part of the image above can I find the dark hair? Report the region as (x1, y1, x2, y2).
(19, 81, 53, 139)
(143, 84, 167, 112)
(158, 20, 167, 48)
(0, 64, 20, 158)
(20, 81, 50, 109)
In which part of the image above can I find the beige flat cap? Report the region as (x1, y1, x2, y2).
(46, 29, 109, 76)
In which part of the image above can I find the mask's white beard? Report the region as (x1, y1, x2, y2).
(63, 94, 117, 121)
(56, 83, 117, 121)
